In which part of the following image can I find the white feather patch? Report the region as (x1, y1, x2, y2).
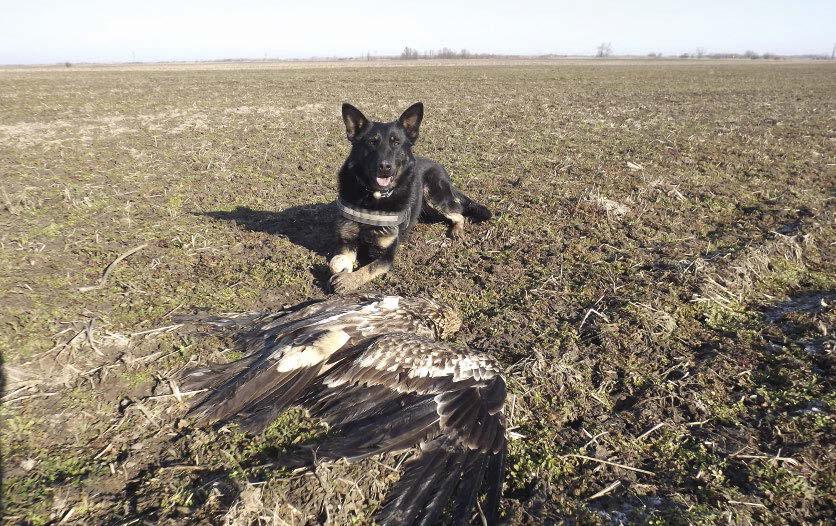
(275, 330, 350, 372)
(380, 296, 400, 309)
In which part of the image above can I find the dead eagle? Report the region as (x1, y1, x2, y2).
(178, 294, 507, 526)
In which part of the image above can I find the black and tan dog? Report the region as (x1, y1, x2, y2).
(329, 102, 491, 293)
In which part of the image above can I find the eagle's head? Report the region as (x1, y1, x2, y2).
(376, 295, 462, 340)
(403, 297, 461, 340)
(434, 305, 462, 339)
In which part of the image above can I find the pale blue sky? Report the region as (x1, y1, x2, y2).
(1, 0, 833, 64)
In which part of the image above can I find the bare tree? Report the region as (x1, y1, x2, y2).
(438, 47, 456, 58)
(695, 47, 706, 58)
(400, 46, 419, 60)
(596, 42, 612, 58)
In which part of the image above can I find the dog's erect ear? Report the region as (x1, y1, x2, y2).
(398, 102, 423, 142)
(342, 103, 369, 141)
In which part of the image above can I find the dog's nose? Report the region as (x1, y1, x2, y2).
(379, 160, 392, 173)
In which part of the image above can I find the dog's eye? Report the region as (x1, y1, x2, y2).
(368, 136, 380, 145)
(390, 136, 400, 146)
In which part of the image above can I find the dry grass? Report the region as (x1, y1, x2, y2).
(1, 60, 834, 525)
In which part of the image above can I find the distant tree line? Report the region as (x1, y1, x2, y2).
(611, 43, 830, 60)
(400, 46, 501, 59)
(376, 45, 835, 61)
(645, 48, 828, 60)
(400, 47, 420, 59)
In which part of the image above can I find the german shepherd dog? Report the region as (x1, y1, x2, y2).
(329, 102, 491, 293)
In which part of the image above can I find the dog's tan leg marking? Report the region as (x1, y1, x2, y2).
(445, 212, 465, 239)
(376, 234, 397, 249)
(332, 218, 360, 274)
(330, 259, 391, 293)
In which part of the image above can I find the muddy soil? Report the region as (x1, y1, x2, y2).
(1, 60, 834, 525)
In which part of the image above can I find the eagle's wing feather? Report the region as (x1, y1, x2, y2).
(181, 294, 445, 431)
(374, 437, 498, 526)
(273, 334, 506, 525)
(185, 329, 348, 426)
(317, 334, 506, 452)
(450, 448, 490, 525)
(483, 439, 508, 525)
(416, 447, 468, 526)
(175, 294, 368, 393)
(180, 297, 503, 525)
(375, 439, 468, 526)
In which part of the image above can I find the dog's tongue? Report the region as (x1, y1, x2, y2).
(376, 176, 393, 187)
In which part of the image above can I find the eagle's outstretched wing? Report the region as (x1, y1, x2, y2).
(180, 297, 505, 525)
(178, 294, 460, 432)
(285, 334, 507, 526)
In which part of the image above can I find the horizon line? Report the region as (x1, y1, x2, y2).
(3, 51, 834, 68)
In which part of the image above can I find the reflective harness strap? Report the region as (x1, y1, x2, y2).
(337, 199, 409, 227)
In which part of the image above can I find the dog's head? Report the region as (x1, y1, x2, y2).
(340, 102, 423, 196)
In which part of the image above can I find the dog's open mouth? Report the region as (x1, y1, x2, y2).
(376, 176, 393, 187)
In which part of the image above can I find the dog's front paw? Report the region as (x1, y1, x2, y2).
(329, 254, 356, 274)
(330, 272, 362, 294)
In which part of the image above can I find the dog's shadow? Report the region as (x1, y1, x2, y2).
(202, 202, 336, 259)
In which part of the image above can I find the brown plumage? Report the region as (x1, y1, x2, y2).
(178, 294, 506, 526)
